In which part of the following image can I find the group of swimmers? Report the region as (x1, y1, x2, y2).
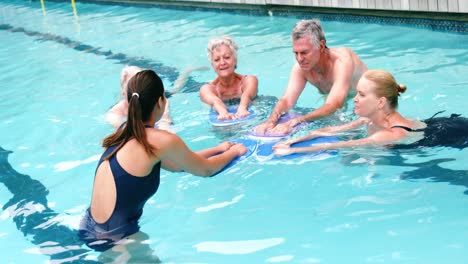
(79, 19, 467, 257)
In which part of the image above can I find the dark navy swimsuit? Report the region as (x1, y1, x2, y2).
(79, 142, 161, 252)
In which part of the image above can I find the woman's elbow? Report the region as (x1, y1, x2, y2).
(105, 114, 123, 128)
(194, 168, 216, 177)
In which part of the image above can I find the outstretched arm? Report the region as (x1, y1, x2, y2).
(236, 75, 258, 118)
(199, 83, 233, 120)
(289, 56, 355, 126)
(157, 133, 246, 177)
(273, 118, 366, 149)
(274, 121, 409, 156)
(255, 64, 307, 134)
(167, 66, 209, 95)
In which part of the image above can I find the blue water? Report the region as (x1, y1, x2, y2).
(1, 0, 467, 263)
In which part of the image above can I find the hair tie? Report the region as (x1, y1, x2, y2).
(132, 92, 139, 99)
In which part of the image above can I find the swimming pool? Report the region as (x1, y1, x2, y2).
(1, 0, 467, 263)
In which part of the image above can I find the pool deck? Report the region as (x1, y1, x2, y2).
(100, 0, 467, 17)
(96, 0, 467, 32)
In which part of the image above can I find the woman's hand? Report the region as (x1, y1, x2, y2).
(217, 112, 235, 120)
(272, 139, 294, 157)
(229, 143, 247, 156)
(273, 146, 293, 157)
(273, 139, 293, 149)
(217, 142, 247, 156)
(235, 108, 250, 119)
(218, 141, 235, 152)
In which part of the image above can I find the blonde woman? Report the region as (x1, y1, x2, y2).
(273, 69, 468, 156)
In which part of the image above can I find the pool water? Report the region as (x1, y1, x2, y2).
(1, 0, 467, 263)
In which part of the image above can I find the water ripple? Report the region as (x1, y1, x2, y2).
(193, 237, 284, 254)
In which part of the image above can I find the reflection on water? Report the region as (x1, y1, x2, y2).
(2, 0, 467, 262)
(0, 146, 162, 263)
(0, 147, 95, 263)
(0, 23, 202, 97)
(342, 149, 468, 195)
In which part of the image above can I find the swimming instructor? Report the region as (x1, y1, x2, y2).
(79, 70, 246, 252)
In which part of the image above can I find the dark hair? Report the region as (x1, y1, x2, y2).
(102, 70, 165, 159)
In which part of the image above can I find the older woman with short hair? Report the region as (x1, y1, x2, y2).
(200, 36, 258, 120)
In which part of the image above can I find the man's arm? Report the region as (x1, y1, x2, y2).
(291, 55, 354, 125)
(255, 64, 307, 134)
(269, 64, 307, 122)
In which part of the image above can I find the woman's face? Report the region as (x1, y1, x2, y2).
(354, 77, 380, 117)
(210, 45, 237, 78)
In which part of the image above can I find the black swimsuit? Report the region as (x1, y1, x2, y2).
(391, 125, 427, 133)
(392, 113, 468, 149)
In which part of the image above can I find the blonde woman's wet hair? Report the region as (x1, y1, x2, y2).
(364, 69, 407, 110)
(291, 19, 327, 49)
(120, 65, 142, 94)
(207, 36, 238, 61)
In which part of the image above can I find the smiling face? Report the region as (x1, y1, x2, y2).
(353, 77, 382, 117)
(292, 37, 321, 71)
(210, 44, 237, 78)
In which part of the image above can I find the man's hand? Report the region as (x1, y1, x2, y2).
(268, 120, 294, 136)
(254, 120, 276, 135)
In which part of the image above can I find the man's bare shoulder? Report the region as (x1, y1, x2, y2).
(330, 47, 356, 62)
(330, 47, 367, 76)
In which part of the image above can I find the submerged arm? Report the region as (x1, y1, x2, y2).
(281, 123, 409, 155)
(168, 66, 209, 94)
(275, 118, 366, 148)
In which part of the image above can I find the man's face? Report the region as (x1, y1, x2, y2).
(292, 37, 320, 71)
